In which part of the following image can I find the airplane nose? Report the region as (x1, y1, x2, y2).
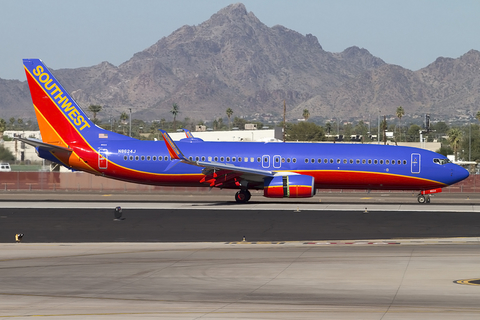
(455, 166, 470, 183)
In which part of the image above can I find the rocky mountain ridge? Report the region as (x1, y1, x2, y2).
(1, 3, 479, 123)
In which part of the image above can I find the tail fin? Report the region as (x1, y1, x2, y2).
(23, 59, 101, 148)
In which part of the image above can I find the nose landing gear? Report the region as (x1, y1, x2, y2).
(417, 194, 431, 204)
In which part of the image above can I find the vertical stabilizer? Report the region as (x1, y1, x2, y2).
(23, 59, 100, 147)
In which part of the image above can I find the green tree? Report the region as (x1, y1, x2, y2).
(8, 117, 15, 129)
(476, 111, 480, 122)
(226, 108, 233, 130)
(88, 104, 102, 124)
(448, 127, 462, 161)
(396, 106, 405, 141)
(286, 122, 325, 141)
(406, 124, 421, 142)
(325, 122, 332, 134)
(0, 145, 14, 162)
(302, 109, 310, 121)
(119, 112, 128, 134)
(171, 103, 180, 131)
(0, 118, 6, 140)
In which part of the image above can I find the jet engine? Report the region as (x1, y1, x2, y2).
(264, 175, 315, 198)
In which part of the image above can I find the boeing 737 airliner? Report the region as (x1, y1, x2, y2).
(20, 59, 469, 203)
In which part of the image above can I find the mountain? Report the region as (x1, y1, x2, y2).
(1, 3, 479, 123)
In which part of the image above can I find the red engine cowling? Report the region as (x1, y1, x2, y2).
(264, 175, 315, 198)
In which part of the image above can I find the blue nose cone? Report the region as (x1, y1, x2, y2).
(455, 166, 470, 183)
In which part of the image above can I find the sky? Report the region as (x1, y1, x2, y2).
(1, 0, 479, 80)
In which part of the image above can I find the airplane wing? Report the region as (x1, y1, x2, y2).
(159, 130, 277, 187)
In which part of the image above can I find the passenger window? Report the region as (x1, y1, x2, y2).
(232, 157, 236, 162)
(238, 157, 242, 162)
(385, 160, 389, 164)
(226, 157, 230, 162)
(135, 156, 139, 161)
(362, 159, 366, 164)
(337, 159, 341, 164)
(287, 158, 291, 163)
(343, 159, 347, 164)
(397, 160, 401, 165)
(374, 160, 378, 164)
(379, 160, 383, 164)
(317, 159, 321, 163)
(324, 159, 328, 163)
(196, 156, 199, 161)
(275, 158, 279, 163)
(164, 156, 168, 161)
(220, 157, 224, 162)
(189, 156, 193, 161)
(141, 156, 145, 161)
(124, 155, 127, 160)
(356, 159, 360, 164)
(350, 159, 354, 164)
(214, 157, 218, 161)
(403, 160, 407, 165)
(305, 159, 309, 163)
(257, 157, 261, 162)
(153, 156, 157, 161)
(129, 155, 133, 160)
(147, 156, 151, 161)
(250, 157, 254, 162)
(244, 157, 248, 162)
(368, 159, 372, 164)
(391, 159, 395, 164)
(158, 156, 162, 161)
(330, 159, 334, 163)
(293, 158, 297, 163)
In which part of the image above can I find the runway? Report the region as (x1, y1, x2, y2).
(1, 193, 480, 319)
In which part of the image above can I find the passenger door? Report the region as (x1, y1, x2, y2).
(411, 153, 420, 174)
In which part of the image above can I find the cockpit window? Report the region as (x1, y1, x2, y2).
(433, 158, 451, 165)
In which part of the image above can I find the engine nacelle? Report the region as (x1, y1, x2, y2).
(264, 175, 315, 198)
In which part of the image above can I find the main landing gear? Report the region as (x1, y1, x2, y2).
(417, 194, 431, 204)
(235, 189, 251, 203)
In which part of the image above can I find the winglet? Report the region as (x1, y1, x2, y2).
(159, 130, 188, 160)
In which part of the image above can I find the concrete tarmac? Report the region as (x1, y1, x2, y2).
(1, 193, 480, 319)
(1, 242, 480, 319)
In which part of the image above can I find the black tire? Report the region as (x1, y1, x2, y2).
(417, 195, 426, 204)
(235, 191, 247, 203)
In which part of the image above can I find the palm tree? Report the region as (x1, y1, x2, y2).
(226, 108, 233, 130)
(88, 104, 102, 124)
(396, 106, 405, 141)
(302, 109, 310, 121)
(120, 112, 128, 134)
(448, 128, 462, 161)
(171, 103, 179, 131)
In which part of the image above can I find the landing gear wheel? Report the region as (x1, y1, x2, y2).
(417, 195, 426, 204)
(235, 190, 250, 203)
(426, 196, 431, 203)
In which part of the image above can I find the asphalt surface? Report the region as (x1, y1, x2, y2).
(2, 207, 480, 242)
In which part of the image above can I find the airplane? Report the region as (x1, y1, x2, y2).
(20, 59, 469, 204)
